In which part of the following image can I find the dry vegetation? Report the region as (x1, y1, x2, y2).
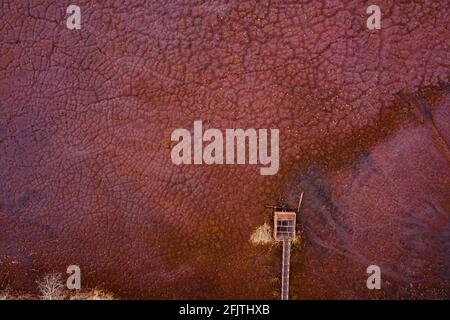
(37, 273, 66, 300)
(0, 287, 10, 300)
(250, 223, 274, 245)
(0, 273, 116, 300)
(69, 289, 115, 300)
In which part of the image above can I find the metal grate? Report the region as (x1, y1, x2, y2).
(276, 220, 294, 239)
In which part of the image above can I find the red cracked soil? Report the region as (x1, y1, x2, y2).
(0, 0, 449, 299)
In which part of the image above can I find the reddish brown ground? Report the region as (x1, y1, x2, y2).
(0, 1, 449, 299)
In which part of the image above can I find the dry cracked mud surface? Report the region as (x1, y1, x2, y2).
(0, 0, 449, 299)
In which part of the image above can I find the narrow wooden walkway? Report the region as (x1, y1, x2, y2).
(281, 239, 291, 300)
